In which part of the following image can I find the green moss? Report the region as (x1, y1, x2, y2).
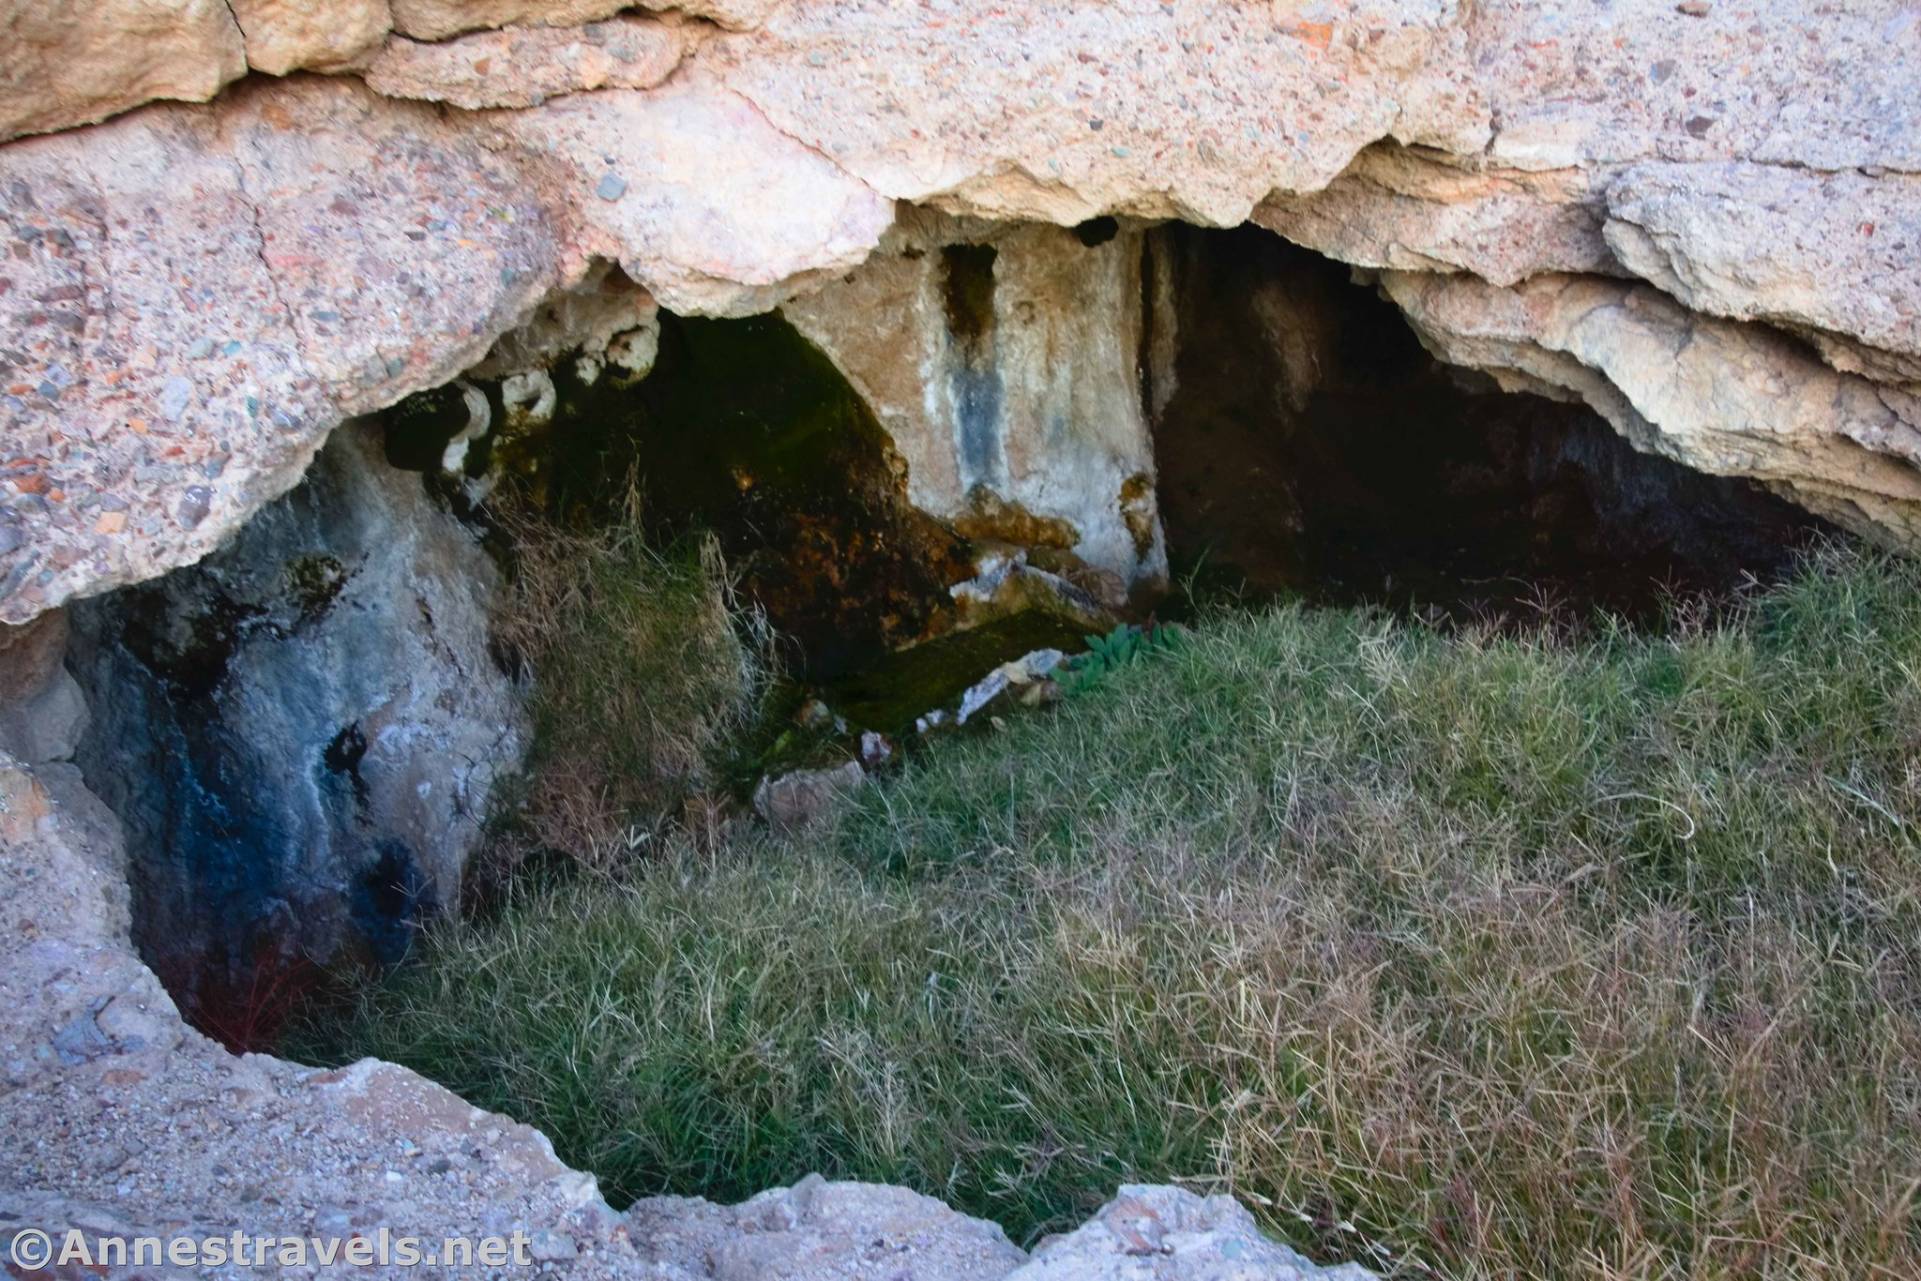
(819, 611, 1087, 736)
(284, 554, 347, 623)
(516, 313, 973, 680)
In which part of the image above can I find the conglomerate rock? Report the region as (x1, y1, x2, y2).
(2, 0, 1920, 1272)
(0, 0, 246, 141)
(0, 0, 1916, 625)
(364, 15, 694, 109)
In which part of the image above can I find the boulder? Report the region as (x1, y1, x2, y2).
(0, 0, 245, 142)
(230, 0, 393, 75)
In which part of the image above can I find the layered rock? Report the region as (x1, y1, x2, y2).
(230, 0, 394, 75)
(0, 0, 246, 141)
(2, 0, 1919, 625)
(365, 15, 693, 109)
(0, 72, 886, 623)
(1379, 272, 1921, 544)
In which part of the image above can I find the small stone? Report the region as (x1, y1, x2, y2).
(176, 485, 212, 529)
(527, 1230, 577, 1262)
(158, 375, 193, 420)
(596, 170, 628, 201)
(1676, 0, 1710, 13)
(753, 761, 865, 831)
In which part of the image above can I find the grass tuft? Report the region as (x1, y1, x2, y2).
(296, 542, 1921, 1278)
(487, 487, 772, 865)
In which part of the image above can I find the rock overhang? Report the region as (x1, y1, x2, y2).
(1, 0, 1917, 625)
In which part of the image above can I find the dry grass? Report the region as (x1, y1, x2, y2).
(488, 488, 771, 863)
(298, 543, 1921, 1278)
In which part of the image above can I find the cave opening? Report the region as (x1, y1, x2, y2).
(1147, 225, 1829, 622)
(65, 219, 1846, 1054)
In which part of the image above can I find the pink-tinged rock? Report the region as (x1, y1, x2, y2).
(505, 74, 895, 316)
(707, 0, 1470, 226)
(386, 0, 632, 40)
(0, 79, 565, 623)
(0, 0, 247, 143)
(1461, 0, 1921, 172)
(1255, 145, 1618, 288)
(230, 0, 394, 75)
(365, 15, 692, 109)
(389, 0, 779, 39)
(1604, 163, 1921, 381)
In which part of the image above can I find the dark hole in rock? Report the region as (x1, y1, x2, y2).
(940, 243, 999, 343)
(1072, 215, 1120, 247)
(349, 841, 436, 967)
(480, 310, 976, 683)
(324, 722, 370, 808)
(1147, 224, 1832, 621)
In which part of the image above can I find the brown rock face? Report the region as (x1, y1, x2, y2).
(386, 0, 632, 40)
(0, 0, 246, 141)
(387, 0, 779, 39)
(230, 0, 394, 75)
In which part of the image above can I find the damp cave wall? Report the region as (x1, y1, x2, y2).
(54, 218, 1838, 1042)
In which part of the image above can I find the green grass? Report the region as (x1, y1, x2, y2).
(486, 493, 771, 863)
(294, 544, 1921, 1279)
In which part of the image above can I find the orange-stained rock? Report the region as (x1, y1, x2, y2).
(230, 0, 393, 75)
(0, 0, 245, 142)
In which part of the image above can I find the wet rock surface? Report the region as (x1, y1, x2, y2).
(65, 423, 525, 1049)
(0, 751, 1374, 1279)
(785, 214, 1169, 607)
